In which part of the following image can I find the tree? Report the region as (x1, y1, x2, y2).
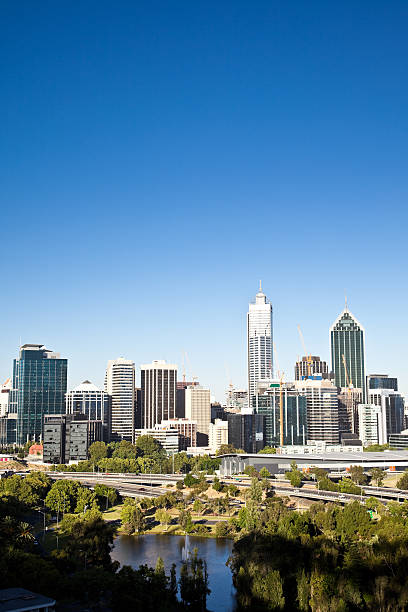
(112, 440, 138, 460)
(215, 521, 230, 537)
(184, 473, 198, 488)
(371, 467, 386, 487)
(249, 478, 263, 503)
(176, 480, 184, 490)
(155, 508, 172, 530)
(349, 465, 368, 485)
(179, 551, 210, 611)
(212, 476, 222, 492)
(135, 435, 163, 457)
(216, 444, 244, 456)
(121, 499, 146, 534)
(244, 465, 259, 478)
(259, 467, 271, 478)
(58, 508, 116, 570)
(45, 479, 82, 515)
(285, 461, 303, 488)
(179, 509, 193, 533)
(93, 484, 119, 509)
(258, 446, 277, 454)
(397, 470, 408, 490)
(193, 499, 203, 515)
(75, 487, 98, 513)
(88, 441, 108, 463)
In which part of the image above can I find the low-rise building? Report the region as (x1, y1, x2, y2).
(0, 588, 55, 612)
(43, 413, 104, 463)
(160, 418, 197, 450)
(134, 425, 179, 454)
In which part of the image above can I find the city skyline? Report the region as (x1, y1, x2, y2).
(0, 292, 405, 404)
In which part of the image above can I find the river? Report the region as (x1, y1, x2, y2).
(111, 534, 236, 612)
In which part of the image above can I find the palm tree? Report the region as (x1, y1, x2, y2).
(17, 521, 34, 543)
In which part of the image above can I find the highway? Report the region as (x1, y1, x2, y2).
(47, 471, 408, 504)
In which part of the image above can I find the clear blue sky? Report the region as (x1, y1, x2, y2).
(1, 1, 407, 401)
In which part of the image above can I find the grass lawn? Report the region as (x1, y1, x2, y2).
(102, 503, 124, 522)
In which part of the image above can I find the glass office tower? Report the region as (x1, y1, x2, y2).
(330, 306, 366, 402)
(253, 384, 307, 447)
(247, 282, 273, 402)
(10, 344, 67, 445)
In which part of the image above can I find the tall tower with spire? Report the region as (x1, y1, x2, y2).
(330, 301, 366, 402)
(247, 282, 273, 403)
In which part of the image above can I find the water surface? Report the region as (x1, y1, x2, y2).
(112, 534, 236, 612)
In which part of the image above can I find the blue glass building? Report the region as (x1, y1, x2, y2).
(253, 384, 307, 447)
(10, 344, 67, 445)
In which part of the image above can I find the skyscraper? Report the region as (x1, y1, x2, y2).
(66, 380, 112, 442)
(247, 282, 273, 402)
(185, 385, 211, 445)
(330, 304, 366, 402)
(141, 360, 177, 429)
(10, 344, 67, 445)
(295, 378, 340, 444)
(105, 358, 135, 441)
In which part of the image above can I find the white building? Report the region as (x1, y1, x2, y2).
(368, 388, 404, 437)
(208, 419, 228, 454)
(247, 282, 273, 402)
(141, 360, 177, 429)
(161, 418, 197, 450)
(66, 380, 111, 441)
(226, 386, 248, 410)
(134, 424, 179, 454)
(358, 404, 387, 446)
(295, 378, 339, 443)
(185, 385, 211, 444)
(0, 378, 12, 417)
(105, 358, 135, 441)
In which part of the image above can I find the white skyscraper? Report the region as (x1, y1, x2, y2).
(105, 358, 135, 441)
(247, 282, 273, 402)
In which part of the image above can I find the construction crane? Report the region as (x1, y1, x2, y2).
(341, 354, 353, 393)
(273, 343, 285, 447)
(297, 325, 312, 378)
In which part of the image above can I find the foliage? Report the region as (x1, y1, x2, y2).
(258, 446, 277, 454)
(216, 444, 244, 456)
(155, 508, 172, 529)
(259, 467, 271, 478)
(179, 550, 210, 611)
(364, 443, 390, 452)
(121, 499, 146, 534)
(112, 440, 138, 459)
(212, 476, 222, 492)
(93, 483, 119, 508)
(285, 461, 303, 488)
(184, 473, 199, 487)
(244, 465, 259, 478)
(349, 465, 368, 485)
(370, 467, 385, 487)
(88, 441, 108, 463)
(397, 470, 408, 490)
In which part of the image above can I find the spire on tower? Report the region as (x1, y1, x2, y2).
(259, 279, 262, 292)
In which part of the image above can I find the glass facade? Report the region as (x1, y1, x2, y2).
(367, 375, 398, 391)
(330, 309, 366, 402)
(10, 345, 67, 445)
(227, 413, 265, 453)
(253, 388, 307, 447)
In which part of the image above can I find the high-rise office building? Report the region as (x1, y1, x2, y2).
(247, 282, 273, 402)
(295, 356, 329, 381)
(367, 374, 398, 392)
(66, 380, 111, 442)
(175, 381, 196, 418)
(10, 344, 67, 445)
(105, 358, 135, 441)
(227, 412, 265, 453)
(253, 382, 307, 447)
(330, 305, 366, 402)
(185, 385, 211, 445)
(295, 379, 339, 443)
(141, 360, 177, 429)
(337, 387, 363, 435)
(368, 389, 404, 438)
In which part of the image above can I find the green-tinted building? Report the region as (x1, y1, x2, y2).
(330, 307, 366, 402)
(10, 344, 67, 445)
(253, 384, 307, 447)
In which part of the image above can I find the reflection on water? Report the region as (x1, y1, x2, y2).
(112, 534, 236, 612)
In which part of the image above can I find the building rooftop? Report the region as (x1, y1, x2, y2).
(218, 450, 408, 463)
(0, 588, 55, 612)
(72, 380, 101, 392)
